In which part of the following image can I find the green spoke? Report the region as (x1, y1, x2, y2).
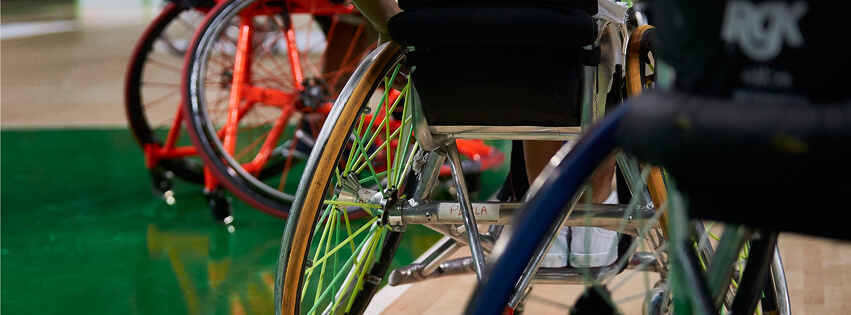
(312, 203, 334, 235)
(305, 216, 380, 273)
(323, 200, 382, 209)
(323, 200, 379, 217)
(348, 65, 405, 174)
(333, 208, 342, 302)
(339, 232, 378, 312)
(342, 206, 356, 252)
(350, 121, 388, 174)
(354, 115, 410, 175)
(359, 170, 389, 185)
(345, 226, 386, 312)
(325, 200, 372, 217)
(314, 211, 338, 305)
(383, 77, 394, 188)
(303, 206, 337, 298)
(349, 91, 407, 178)
(302, 224, 376, 310)
(344, 97, 376, 176)
(390, 96, 410, 187)
(709, 232, 721, 242)
(349, 132, 387, 197)
(312, 224, 381, 315)
(393, 85, 413, 186)
(356, 119, 389, 167)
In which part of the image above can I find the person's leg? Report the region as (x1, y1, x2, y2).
(522, 140, 563, 187)
(571, 154, 619, 268)
(524, 140, 619, 268)
(523, 140, 616, 203)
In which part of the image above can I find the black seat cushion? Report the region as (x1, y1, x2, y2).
(388, 5, 597, 48)
(387, 2, 596, 127)
(410, 46, 582, 127)
(398, 0, 596, 13)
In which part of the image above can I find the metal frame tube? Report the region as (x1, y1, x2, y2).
(508, 189, 584, 308)
(444, 140, 487, 280)
(387, 251, 659, 287)
(412, 150, 445, 202)
(389, 201, 657, 234)
(707, 226, 751, 310)
(771, 245, 791, 315)
(615, 152, 654, 207)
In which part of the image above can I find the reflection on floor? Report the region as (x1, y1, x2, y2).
(0, 129, 449, 314)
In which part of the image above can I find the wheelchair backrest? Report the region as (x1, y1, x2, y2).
(388, 0, 600, 127)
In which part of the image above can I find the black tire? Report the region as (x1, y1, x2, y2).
(625, 25, 657, 97)
(276, 43, 409, 314)
(125, 3, 207, 183)
(182, 0, 375, 219)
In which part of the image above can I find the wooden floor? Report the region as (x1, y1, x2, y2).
(367, 233, 851, 314)
(3, 4, 851, 313)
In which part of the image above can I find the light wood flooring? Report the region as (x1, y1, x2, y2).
(369, 234, 851, 314)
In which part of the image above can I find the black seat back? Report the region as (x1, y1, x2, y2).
(387, 0, 598, 126)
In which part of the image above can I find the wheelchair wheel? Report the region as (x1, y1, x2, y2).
(125, 3, 209, 184)
(182, 0, 375, 218)
(466, 24, 787, 313)
(276, 43, 411, 314)
(626, 24, 656, 97)
(625, 24, 788, 315)
(459, 105, 780, 314)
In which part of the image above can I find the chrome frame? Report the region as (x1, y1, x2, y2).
(388, 14, 668, 303)
(443, 140, 488, 280)
(386, 201, 657, 233)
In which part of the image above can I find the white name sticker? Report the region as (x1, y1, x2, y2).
(438, 203, 500, 222)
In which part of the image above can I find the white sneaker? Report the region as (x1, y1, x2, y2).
(569, 191, 619, 268)
(540, 227, 570, 268)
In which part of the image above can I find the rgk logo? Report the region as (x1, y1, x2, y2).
(721, 1, 808, 61)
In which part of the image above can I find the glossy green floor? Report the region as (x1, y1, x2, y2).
(0, 128, 509, 314)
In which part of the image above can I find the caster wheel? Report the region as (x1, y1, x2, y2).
(149, 166, 175, 204)
(205, 189, 234, 224)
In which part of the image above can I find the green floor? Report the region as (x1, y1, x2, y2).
(1, 128, 509, 314)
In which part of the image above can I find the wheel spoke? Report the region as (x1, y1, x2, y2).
(354, 115, 412, 175)
(347, 132, 387, 197)
(341, 205, 356, 252)
(344, 227, 385, 312)
(302, 223, 377, 307)
(305, 216, 380, 273)
(383, 77, 393, 188)
(392, 83, 412, 188)
(346, 65, 405, 173)
(314, 211, 338, 305)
